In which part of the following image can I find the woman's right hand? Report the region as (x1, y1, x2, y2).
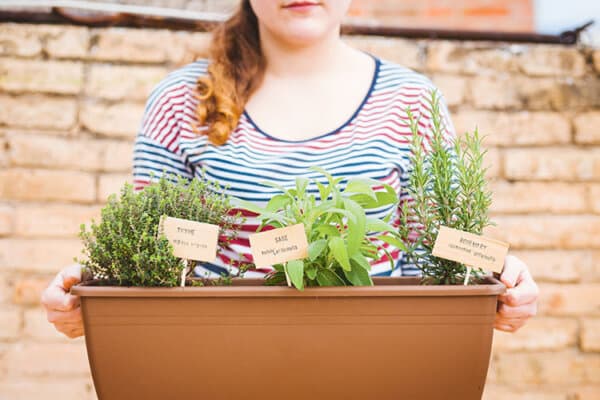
(40, 263, 84, 338)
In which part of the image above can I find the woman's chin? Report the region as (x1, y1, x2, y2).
(279, 26, 333, 46)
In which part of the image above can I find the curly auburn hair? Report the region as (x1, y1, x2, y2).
(194, 0, 266, 145)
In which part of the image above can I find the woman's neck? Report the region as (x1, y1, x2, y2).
(258, 24, 354, 80)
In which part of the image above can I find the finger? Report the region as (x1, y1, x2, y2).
(59, 264, 83, 292)
(41, 285, 80, 312)
(65, 328, 84, 339)
(499, 254, 525, 288)
(59, 324, 84, 339)
(494, 321, 524, 333)
(47, 307, 82, 325)
(55, 322, 82, 334)
(495, 316, 528, 326)
(497, 301, 537, 319)
(498, 269, 539, 307)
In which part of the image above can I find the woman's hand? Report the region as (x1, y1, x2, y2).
(495, 254, 540, 332)
(40, 264, 84, 338)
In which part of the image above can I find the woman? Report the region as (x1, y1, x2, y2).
(42, 0, 538, 338)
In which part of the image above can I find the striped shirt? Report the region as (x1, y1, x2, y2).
(132, 53, 456, 279)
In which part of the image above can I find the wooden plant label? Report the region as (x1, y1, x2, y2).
(249, 223, 309, 268)
(158, 215, 220, 262)
(432, 226, 509, 274)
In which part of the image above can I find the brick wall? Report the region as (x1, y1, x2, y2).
(82, 0, 535, 32)
(0, 22, 599, 400)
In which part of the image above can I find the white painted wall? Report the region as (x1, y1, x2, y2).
(534, 0, 600, 46)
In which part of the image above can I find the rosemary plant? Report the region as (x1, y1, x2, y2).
(398, 90, 494, 285)
(78, 173, 243, 287)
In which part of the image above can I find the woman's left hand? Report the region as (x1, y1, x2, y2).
(495, 254, 540, 332)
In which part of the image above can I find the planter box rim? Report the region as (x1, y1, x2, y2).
(72, 276, 505, 298)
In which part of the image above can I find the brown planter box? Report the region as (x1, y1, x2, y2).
(72, 276, 505, 400)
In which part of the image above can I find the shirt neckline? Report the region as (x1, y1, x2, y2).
(241, 51, 381, 144)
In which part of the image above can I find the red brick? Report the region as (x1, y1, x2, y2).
(98, 174, 131, 202)
(493, 317, 577, 352)
(6, 134, 103, 171)
(44, 26, 89, 59)
(589, 252, 600, 282)
(89, 28, 181, 63)
(430, 74, 466, 107)
(518, 46, 586, 78)
(23, 308, 74, 341)
(2, 342, 90, 377)
(0, 204, 13, 237)
(469, 75, 521, 109)
(0, 169, 95, 203)
(426, 41, 520, 75)
(453, 111, 571, 146)
(574, 112, 600, 144)
(13, 277, 52, 306)
(494, 350, 600, 384)
(0, 23, 43, 57)
(85, 64, 167, 101)
(0, 379, 94, 400)
(588, 184, 600, 214)
(484, 147, 501, 179)
(490, 182, 587, 213)
(0, 307, 21, 340)
(582, 319, 600, 353)
(490, 215, 600, 250)
(80, 101, 144, 138)
(539, 283, 600, 316)
(14, 205, 101, 238)
(572, 385, 600, 400)
(0, 58, 83, 95)
(504, 148, 600, 181)
(0, 95, 77, 131)
(99, 140, 134, 172)
(594, 51, 600, 74)
(0, 239, 83, 273)
(483, 384, 566, 400)
(509, 250, 589, 283)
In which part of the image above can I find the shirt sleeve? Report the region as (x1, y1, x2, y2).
(132, 79, 195, 191)
(398, 84, 458, 276)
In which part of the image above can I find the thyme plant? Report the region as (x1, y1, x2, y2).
(236, 167, 403, 290)
(78, 173, 242, 287)
(398, 90, 494, 285)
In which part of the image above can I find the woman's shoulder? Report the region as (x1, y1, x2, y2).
(375, 56, 441, 97)
(146, 58, 210, 102)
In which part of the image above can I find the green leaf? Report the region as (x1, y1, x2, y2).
(342, 198, 366, 256)
(316, 269, 345, 286)
(231, 197, 265, 214)
(344, 259, 373, 286)
(285, 259, 304, 291)
(308, 239, 328, 261)
(376, 234, 408, 252)
(326, 207, 356, 222)
(344, 178, 378, 200)
(305, 264, 317, 280)
(233, 198, 289, 224)
(351, 251, 371, 271)
(329, 237, 351, 271)
(374, 190, 399, 208)
(316, 181, 330, 201)
(266, 194, 290, 212)
(258, 180, 289, 194)
(347, 193, 378, 208)
(366, 218, 397, 234)
(296, 177, 309, 197)
(315, 225, 340, 237)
